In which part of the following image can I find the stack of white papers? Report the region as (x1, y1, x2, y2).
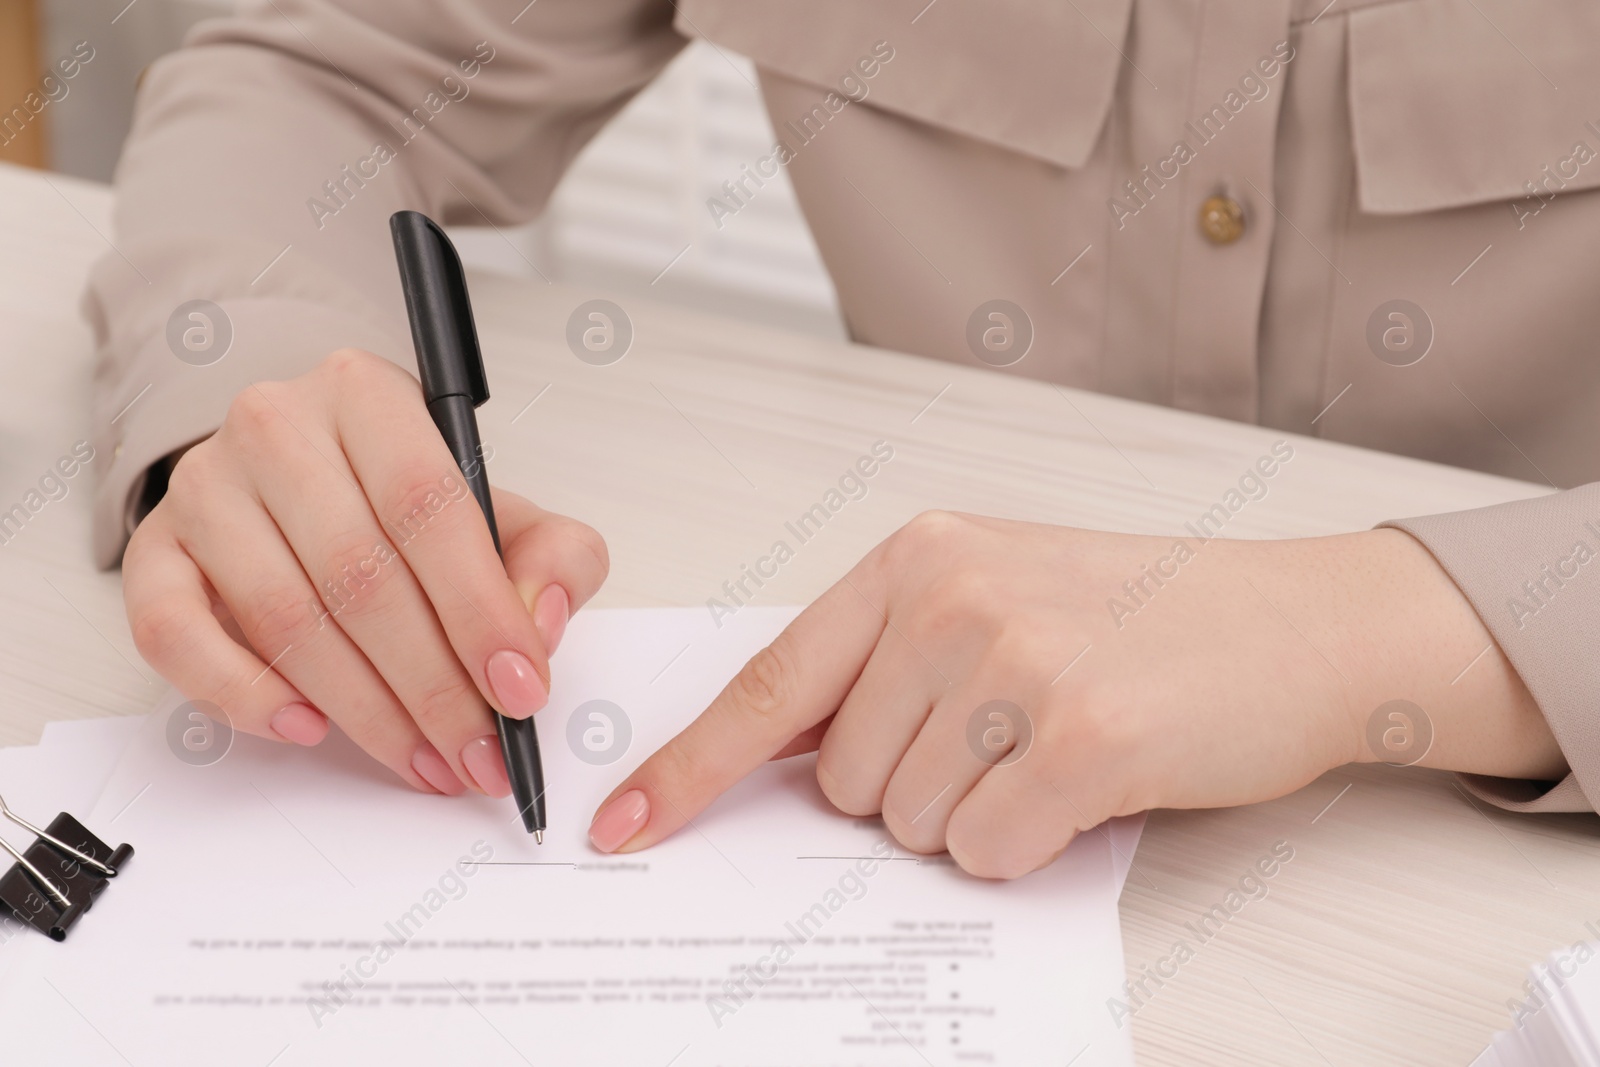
(0, 607, 1141, 1065)
(1475, 944, 1600, 1067)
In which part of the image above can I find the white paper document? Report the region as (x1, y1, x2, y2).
(0, 607, 1138, 1065)
(1474, 941, 1600, 1067)
(0, 715, 142, 832)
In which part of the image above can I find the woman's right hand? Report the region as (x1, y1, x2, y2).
(123, 348, 609, 796)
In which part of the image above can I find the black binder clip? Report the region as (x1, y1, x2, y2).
(0, 793, 132, 942)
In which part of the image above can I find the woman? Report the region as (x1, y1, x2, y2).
(94, 0, 1595, 876)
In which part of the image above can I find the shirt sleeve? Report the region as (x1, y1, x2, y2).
(88, 0, 685, 567)
(1382, 484, 1600, 813)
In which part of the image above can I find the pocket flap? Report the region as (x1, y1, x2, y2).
(675, 0, 1132, 170)
(1349, 0, 1600, 214)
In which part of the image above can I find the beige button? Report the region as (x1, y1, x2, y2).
(1199, 196, 1245, 245)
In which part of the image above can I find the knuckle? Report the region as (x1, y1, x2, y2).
(158, 447, 228, 530)
(223, 383, 289, 442)
(948, 828, 1032, 881)
(893, 509, 968, 559)
(561, 519, 611, 584)
(245, 580, 324, 657)
(406, 669, 483, 732)
(316, 532, 401, 620)
(321, 347, 396, 387)
(727, 639, 800, 723)
(130, 600, 195, 664)
(881, 808, 940, 856)
(380, 472, 467, 543)
(947, 792, 1052, 880)
(123, 510, 162, 565)
(1035, 695, 1132, 792)
(1067, 692, 1125, 755)
(879, 781, 942, 855)
(162, 442, 216, 504)
(989, 618, 1056, 677)
(917, 565, 992, 636)
(815, 748, 879, 817)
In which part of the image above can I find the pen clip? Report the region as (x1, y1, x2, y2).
(390, 210, 490, 407)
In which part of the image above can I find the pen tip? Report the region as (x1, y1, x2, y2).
(534, 830, 543, 845)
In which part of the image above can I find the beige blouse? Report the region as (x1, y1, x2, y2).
(85, 0, 1600, 812)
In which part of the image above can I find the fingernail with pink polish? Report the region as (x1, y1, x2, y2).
(412, 743, 467, 796)
(589, 789, 649, 853)
(486, 649, 548, 719)
(271, 703, 329, 746)
(461, 735, 511, 797)
(534, 584, 570, 656)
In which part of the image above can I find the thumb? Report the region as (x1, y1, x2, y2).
(491, 487, 609, 655)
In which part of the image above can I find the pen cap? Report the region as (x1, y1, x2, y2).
(390, 210, 490, 406)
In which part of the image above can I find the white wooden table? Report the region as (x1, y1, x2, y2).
(3, 161, 1596, 1066)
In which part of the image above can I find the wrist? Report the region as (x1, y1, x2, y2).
(1328, 529, 1565, 780)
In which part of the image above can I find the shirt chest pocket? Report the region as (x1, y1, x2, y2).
(672, 0, 1133, 170)
(1348, 0, 1600, 220)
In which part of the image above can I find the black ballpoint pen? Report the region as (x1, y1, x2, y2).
(389, 210, 548, 841)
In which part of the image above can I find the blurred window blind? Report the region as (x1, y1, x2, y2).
(458, 42, 845, 339)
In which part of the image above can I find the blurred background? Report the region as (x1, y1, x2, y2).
(0, 0, 847, 338)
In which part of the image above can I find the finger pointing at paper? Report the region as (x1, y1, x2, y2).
(589, 510, 1561, 878)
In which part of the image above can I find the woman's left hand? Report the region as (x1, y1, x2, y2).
(587, 511, 1563, 877)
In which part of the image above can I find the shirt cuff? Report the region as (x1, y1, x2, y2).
(1381, 484, 1600, 814)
